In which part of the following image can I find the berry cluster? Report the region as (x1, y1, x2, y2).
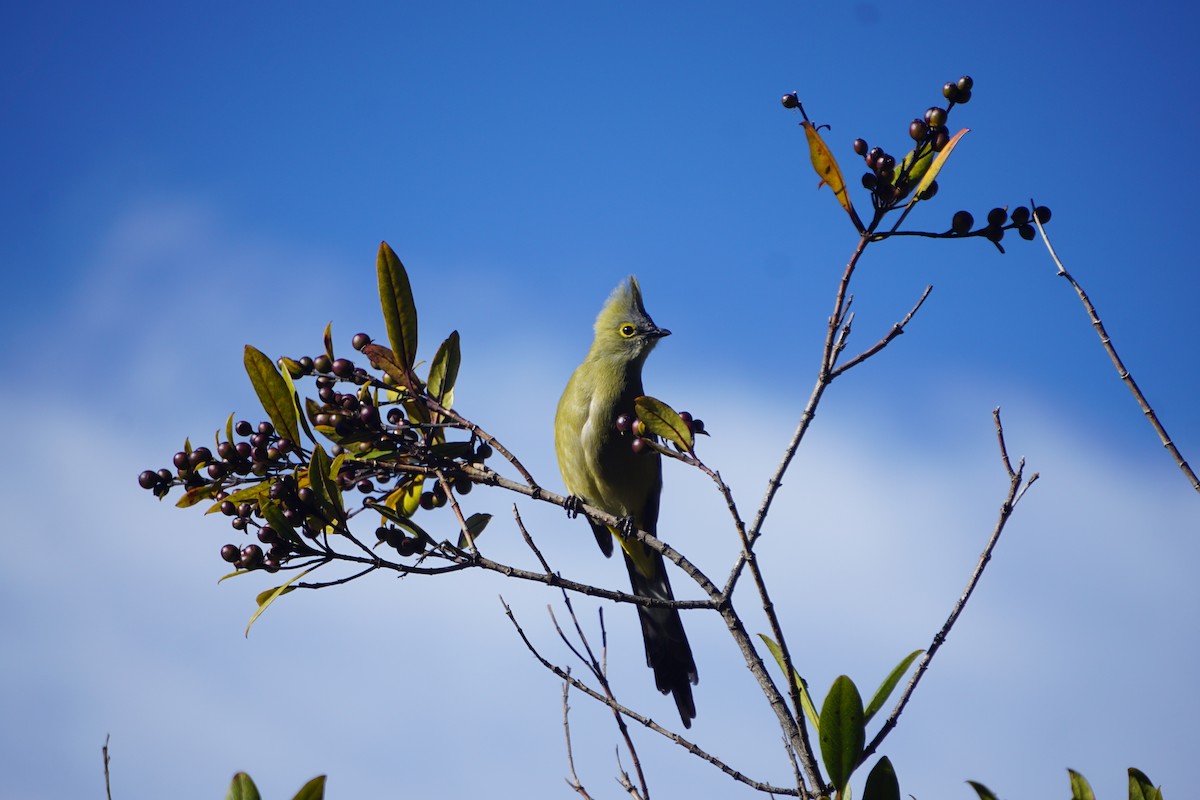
(947, 204, 1052, 250)
(852, 75, 974, 211)
(615, 411, 706, 455)
(139, 327, 494, 574)
(137, 419, 298, 500)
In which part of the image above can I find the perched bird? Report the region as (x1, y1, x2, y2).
(554, 276, 698, 728)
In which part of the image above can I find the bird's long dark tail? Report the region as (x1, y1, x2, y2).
(622, 549, 698, 728)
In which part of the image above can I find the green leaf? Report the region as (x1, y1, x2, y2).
(375, 501, 433, 541)
(757, 633, 820, 732)
(244, 345, 301, 445)
(261, 500, 303, 545)
(634, 396, 693, 453)
(384, 477, 425, 518)
(225, 772, 262, 800)
(305, 444, 345, 530)
(427, 330, 461, 410)
(281, 359, 317, 446)
(377, 241, 419, 370)
(290, 775, 327, 800)
(965, 780, 1000, 800)
(456, 512, 492, 549)
(864, 649, 923, 722)
(820, 675, 865, 796)
(245, 563, 321, 637)
(1068, 769, 1096, 800)
(225, 412, 236, 447)
(862, 756, 899, 800)
(1129, 768, 1162, 800)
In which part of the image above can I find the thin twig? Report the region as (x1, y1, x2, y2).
(562, 677, 595, 799)
(1031, 201, 1199, 494)
(102, 734, 112, 800)
(501, 598, 802, 796)
(862, 409, 1038, 760)
(830, 285, 933, 378)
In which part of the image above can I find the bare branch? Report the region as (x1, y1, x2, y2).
(862, 410, 1038, 760)
(1032, 203, 1200, 494)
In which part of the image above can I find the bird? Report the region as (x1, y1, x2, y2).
(554, 276, 698, 728)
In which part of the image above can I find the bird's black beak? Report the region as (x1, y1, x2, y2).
(651, 327, 671, 338)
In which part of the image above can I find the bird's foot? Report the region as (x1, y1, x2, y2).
(617, 515, 637, 538)
(564, 495, 583, 519)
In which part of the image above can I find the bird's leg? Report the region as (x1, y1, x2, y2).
(616, 515, 637, 538)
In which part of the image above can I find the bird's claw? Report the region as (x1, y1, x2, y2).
(617, 516, 636, 538)
(564, 495, 583, 519)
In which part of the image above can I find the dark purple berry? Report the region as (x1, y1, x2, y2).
(1034, 206, 1052, 224)
(156, 468, 174, 483)
(352, 333, 372, 351)
(631, 437, 648, 455)
(220, 544, 240, 563)
(943, 82, 960, 102)
(1010, 206, 1031, 225)
(386, 407, 404, 425)
(257, 422, 274, 436)
(780, 92, 799, 109)
(331, 358, 355, 378)
(987, 207, 1008, 227)
(239, 544, 264, 569)
(313, 354, 332, 373)
(909, 119, 928, 141)
(957, 75, 974, 92)
(138, 470, 160, 489)
(853, 138, 869, 157)
(924, 107, 947, 128)
(220, 500, 237, 516)
(615, 414, 632, 433)
(917, 180, 938, 200)
(173, 451, 190, 470)
(951, 210, 974, 234)
(1019, 224, 1036, 240)
(235, 420, 253, 437)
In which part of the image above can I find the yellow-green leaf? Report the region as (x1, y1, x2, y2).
(915, 127, 968, 198)
(1067, 769, 1095, 800)
(965, 781, 1000, 800)
(244, 345, 301, 445)
(290, 775, 327, 800)
(384, 478, 425, 518)
(803, 121, 862, 231)
(1128, 768, 1162, 800)
(225, 772, 262, 800)
(634, 396, 693, 453)
(245, 563, 321, 637)
(322, 321, 334, 363)
(206, 481, 272, 515)
(176, 483, 217, 508)
(377, 241, 419, 370)
(757, 633, 820, 732)
(864, 648, 923, 722)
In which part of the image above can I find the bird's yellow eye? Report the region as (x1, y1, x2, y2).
(619, 323, 637, 338)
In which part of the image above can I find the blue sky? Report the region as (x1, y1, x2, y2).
(4, 2, 1198, 799)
